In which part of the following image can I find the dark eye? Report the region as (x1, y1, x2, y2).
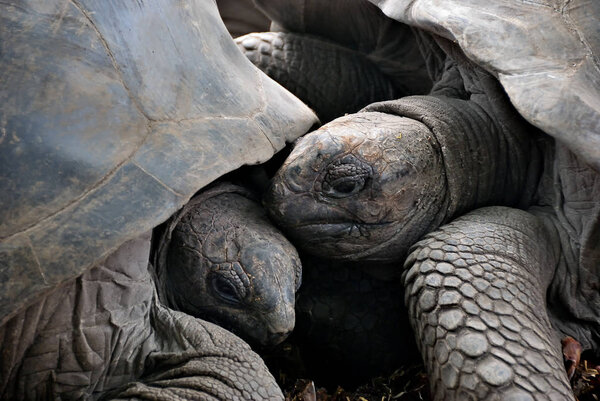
(211, 275, 242, 305)
(331, 178, 360, 195)
(321, 155, 372, 198)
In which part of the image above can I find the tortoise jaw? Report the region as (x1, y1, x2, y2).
(282, 221, 394, 259)
(290, 221, 387, 238)
(293, 222, 363, 241)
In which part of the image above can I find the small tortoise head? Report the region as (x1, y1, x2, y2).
(265, 112, 448, 262)
(163, 188, 301, 347)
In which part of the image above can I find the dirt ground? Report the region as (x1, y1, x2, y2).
(281, 353, 600, 401)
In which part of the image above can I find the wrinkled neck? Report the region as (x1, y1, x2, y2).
(429, 95, 543, 221)
(362, 95, 543, 222)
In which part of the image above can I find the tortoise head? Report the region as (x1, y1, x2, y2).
(265, 112, 448, 262)
(162, 186, 300, 348)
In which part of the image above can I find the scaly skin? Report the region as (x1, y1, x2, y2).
(252, 0, 431, 97)
(404, 207, 572, 400)
(236, 0, 431, 122)
(236, 32, 398, 122)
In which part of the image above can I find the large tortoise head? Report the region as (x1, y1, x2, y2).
(264, 112, 446, 262)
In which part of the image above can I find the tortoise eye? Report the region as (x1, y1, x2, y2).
(321, 155, 371, 198)
(210, 274, 243, 305)
(326, 177, 365, 198)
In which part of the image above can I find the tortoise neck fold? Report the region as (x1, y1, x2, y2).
(428, 95, 543, 221)
(361, 95, 543, 222)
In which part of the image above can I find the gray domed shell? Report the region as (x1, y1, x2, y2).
(371, 0, 600, 171)
(0, 0, 317, 326)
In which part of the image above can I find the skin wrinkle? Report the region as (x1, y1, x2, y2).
(231, 236, 243, 265)
(552, 163, 578, 242)
(316, 192, 372, 223)
(184, 213, 209, 260)
(152, 360, 240, 388)
(427, 102, 472, 213)
(349, 205, 426, 259)
(133, 360, 244, 399)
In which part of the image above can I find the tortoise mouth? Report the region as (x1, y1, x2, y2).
(292, 220, 391, 228)
(284, 221, 393, 257)
(290, 221, 410, 263)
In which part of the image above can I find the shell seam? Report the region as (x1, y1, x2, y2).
(560, 0, 600, 77)
(68, 0, 154, 123)
(1, 1, 155, 241)
(27, 235, 48, 285)
(250, 68, 278, 152)
(131, 161, 184, 197)
(0, 3, 285, 242)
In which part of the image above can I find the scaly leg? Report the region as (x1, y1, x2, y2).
(403, 206, 573, 400)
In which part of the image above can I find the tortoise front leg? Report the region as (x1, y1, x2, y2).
(236, 31, 399, 122)
(109, 304, 284, 401)
(403, 206, 573, 400)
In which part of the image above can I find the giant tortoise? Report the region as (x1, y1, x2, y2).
(242, 0, 600, 400)
(0, 0, 317, 399)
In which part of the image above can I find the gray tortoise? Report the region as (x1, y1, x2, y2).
(0, 0, 317, 399)
(243, 0, 600, 400)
